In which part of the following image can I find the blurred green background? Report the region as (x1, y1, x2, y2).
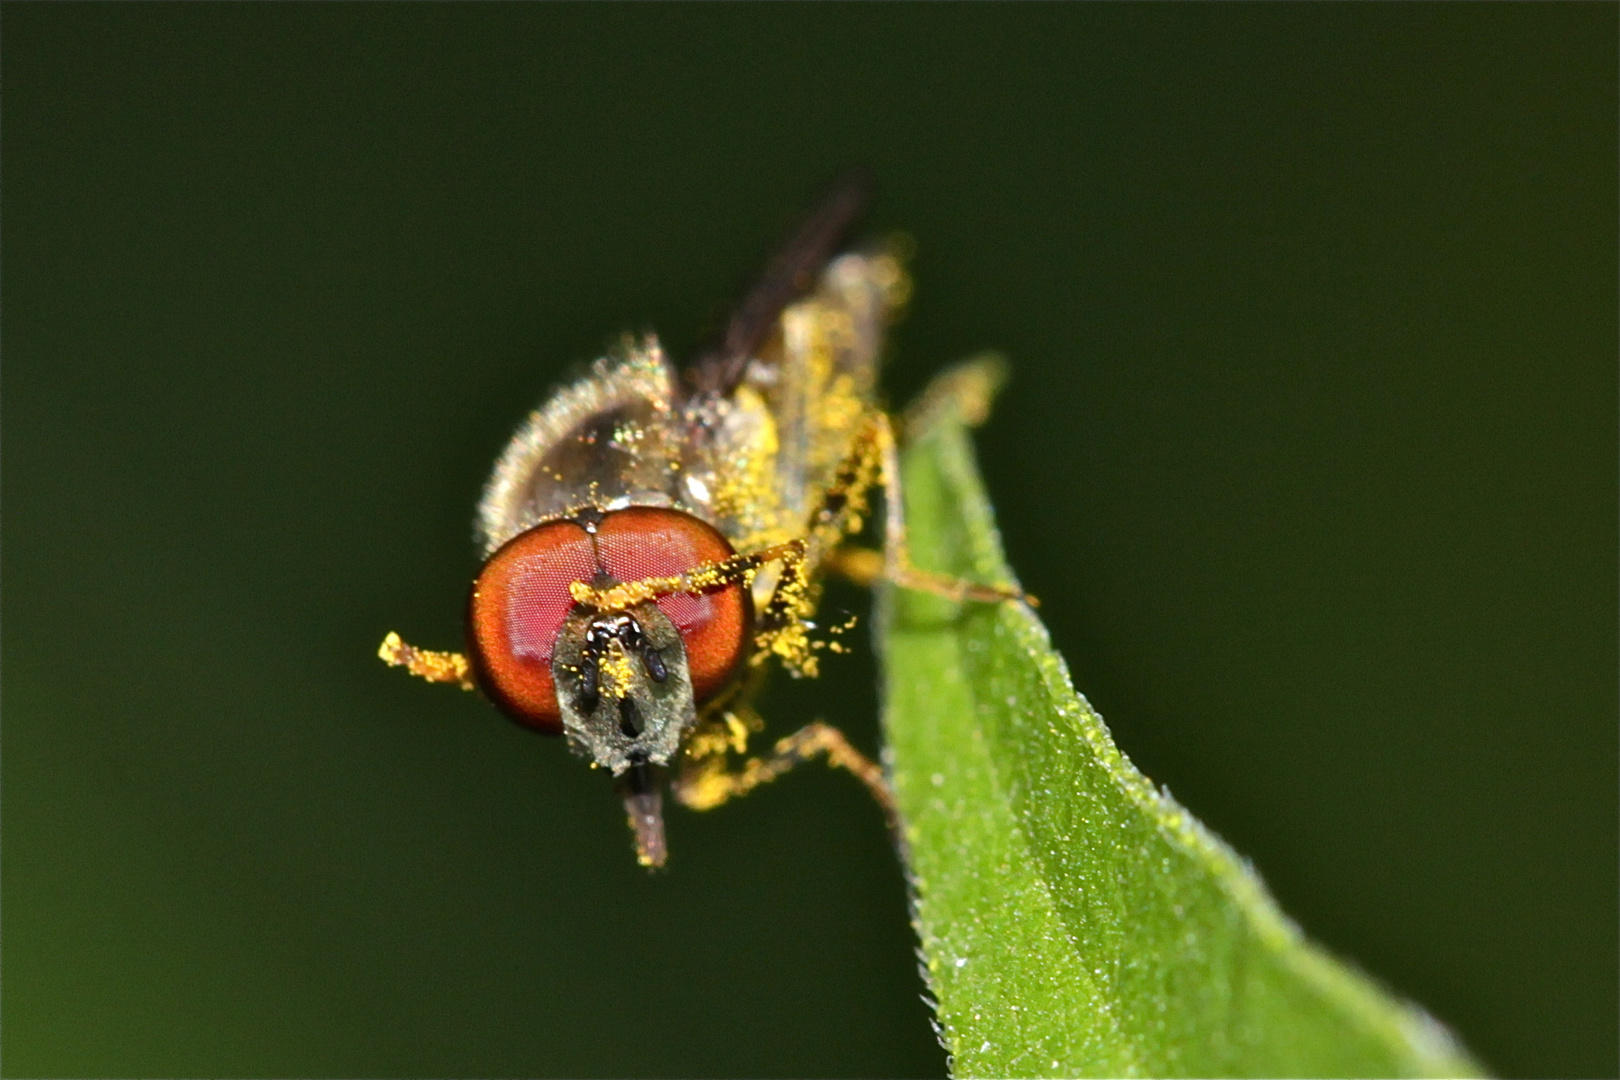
(4, 5, 1613, 1078)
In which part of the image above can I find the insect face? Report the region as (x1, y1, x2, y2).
(550, 603, 694, 774)
(466, 506, 753, 772)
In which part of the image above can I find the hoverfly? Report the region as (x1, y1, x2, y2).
(380, 174, 1025, 867)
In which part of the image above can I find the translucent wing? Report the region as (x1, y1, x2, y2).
(687, 170, 873, 398)
(476, 339, 686, 557)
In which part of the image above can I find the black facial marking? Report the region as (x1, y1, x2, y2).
(618, 695, 644, 738)
(576, 653, 600, 714)
(620, 617, 646, 650)
(642, 646, 668, 683)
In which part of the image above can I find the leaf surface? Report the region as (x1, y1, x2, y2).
(879, 361, 1482, 1079)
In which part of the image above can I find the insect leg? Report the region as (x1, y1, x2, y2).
(873, 407, 1037, 606)
(567, 540, 806, 614)
(806, 404, 1036, 606)
(818, 544, 886, 588)
(378, 632, 477, 690)
(672, 720, 898, 833)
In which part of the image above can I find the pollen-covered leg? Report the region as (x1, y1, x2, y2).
(378, 632, 477, 690)
(820, 544, 886, 587)
(823, 406, 1037, 608)
(744, 406, 886, 675)
(822, 539, 1027, 606)
(672, 720, 897, 834)
(567, 539, 805, 614)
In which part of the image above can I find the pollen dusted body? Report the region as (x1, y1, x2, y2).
(381, 180, 1024, 866)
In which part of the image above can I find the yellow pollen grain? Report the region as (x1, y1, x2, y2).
(599, 640, 637, 699)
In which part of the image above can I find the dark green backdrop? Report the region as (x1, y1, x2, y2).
(4, 5, 1614, 1078)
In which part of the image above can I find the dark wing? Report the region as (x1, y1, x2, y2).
(685, 169, 873, 397)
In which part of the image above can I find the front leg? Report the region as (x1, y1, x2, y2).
(378, 631, 477, 690)
(673, 717, 898, 835)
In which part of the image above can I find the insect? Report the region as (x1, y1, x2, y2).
(380, 174, 1026, 867)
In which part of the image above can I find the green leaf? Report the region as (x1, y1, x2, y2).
(878, 359, 1484, 1079)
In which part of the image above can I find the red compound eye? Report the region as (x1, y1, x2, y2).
(467, 520, 597, 733)
(592, 507, 751, 703)
(467, 508, 752, 733)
